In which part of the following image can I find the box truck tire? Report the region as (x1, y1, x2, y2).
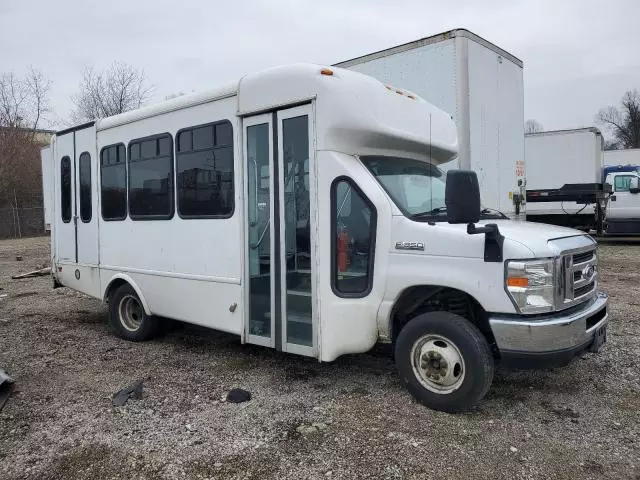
(109, 284, 159, 342)
(395, 311, 494, 413)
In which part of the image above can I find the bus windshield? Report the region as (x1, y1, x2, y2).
(361, 156, 446, 218)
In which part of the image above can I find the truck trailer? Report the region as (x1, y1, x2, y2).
(46, 63, 608, 413)
(334, 29, 526, 219)
(525, 128, 609, 232)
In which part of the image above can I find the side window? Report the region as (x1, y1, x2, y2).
(176, 120, 234, 217)
(128, 134, 174, 219)
(614, 175, 634, 192)
(79, 152, 92, 223)
(100, 144, 127, 220)
(60, 156, 72, 223)
(331, 178, 377, 297)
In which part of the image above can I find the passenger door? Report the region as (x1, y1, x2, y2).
(608, 173, 640, 219)
(74, 126, 99, 266)
(243, 105, 316, 356)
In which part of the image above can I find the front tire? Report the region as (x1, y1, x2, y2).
(109, 284, 158, 341)
(395, 311, 494, 413)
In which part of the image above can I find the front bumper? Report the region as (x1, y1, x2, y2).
(489, 292, 608, 368)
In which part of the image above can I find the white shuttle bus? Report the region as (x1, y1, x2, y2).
(48, 64, 608, 412)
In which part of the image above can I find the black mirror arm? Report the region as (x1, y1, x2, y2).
(467, 223, 504, 262)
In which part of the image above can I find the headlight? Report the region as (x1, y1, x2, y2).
(506, 259, 556, 314)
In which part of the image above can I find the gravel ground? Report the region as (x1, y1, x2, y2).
(0, 236, 639, 480)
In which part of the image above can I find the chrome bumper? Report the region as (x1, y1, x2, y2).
(489, 292, 608, 353)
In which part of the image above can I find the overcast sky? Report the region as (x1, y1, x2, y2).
(1, 0, 638, 133)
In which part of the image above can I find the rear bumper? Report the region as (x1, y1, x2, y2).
(489, 292, 608, 368)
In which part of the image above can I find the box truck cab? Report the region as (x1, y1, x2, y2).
(47, 64, 608, 413)
(605, 170, 640, 234)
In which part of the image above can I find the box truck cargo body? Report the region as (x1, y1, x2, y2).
(525, 128, 608, 232)
(603, 148, 640, 168)
(335, 29, 525, 218)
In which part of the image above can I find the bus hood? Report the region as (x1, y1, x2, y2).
(483, 220, 591, 257)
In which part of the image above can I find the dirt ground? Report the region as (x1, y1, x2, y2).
(0, 236, 639, 480)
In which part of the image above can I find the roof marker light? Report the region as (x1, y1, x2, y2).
(320, 68, 334, 76)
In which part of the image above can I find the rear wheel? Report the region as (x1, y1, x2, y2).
(109, 284, 158, 341)
(395, 311, 494, 413)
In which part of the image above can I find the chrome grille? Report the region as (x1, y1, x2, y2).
(571, 249, 597, 301)
(549, 236, 598, 311)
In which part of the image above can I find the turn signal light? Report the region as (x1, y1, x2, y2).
(507, 277, 529, 288)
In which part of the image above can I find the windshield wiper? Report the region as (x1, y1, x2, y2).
(410, 207, 447, 219)
(480, 208, 508, 219)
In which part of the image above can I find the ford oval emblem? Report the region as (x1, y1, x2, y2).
(583, 265, 595, 279)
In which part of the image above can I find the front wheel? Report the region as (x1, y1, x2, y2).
(395, 311, 494, 413)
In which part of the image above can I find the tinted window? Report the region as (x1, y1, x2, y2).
(79, 152, 92, 223)
(332, 178, 376, 296)
(60, 156, 72, 223)
(176, 120, 234, 217)
(101, 144, 127, 220)
(128, 134, 174, 219)
(614, 175, 635, 192)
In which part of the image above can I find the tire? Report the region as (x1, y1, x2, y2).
(395, 311, 494, 413)
(108, 284, 158, 341)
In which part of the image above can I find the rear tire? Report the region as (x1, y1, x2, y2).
(395, 311, 494, 413)
(109, 284, 158, 341)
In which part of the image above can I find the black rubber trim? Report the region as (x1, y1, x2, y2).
(56, 121, 95, 136)
(499, 341, 593, 369)
(272, 112, 282, 352)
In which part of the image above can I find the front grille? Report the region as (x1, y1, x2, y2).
(557, 246, 597, 310)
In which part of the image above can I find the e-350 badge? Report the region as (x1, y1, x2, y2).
(395, 241, 424, 251)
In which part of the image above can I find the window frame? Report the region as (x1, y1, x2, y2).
(330, 176, 377, 298)
(99, 143, 128, 222)
(78, 151, 92, 223)
(614, 174, 636, 192)
(127, 132, 175, 221)
(60, 156, 72, 223)
(175, 119, 235, 219)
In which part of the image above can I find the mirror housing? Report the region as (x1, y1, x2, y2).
(445, 170, 481, 224)
(630, 177, 639, 194)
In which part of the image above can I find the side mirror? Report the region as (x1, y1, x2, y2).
(630, 177, 639, 194)
(445, 170, 481, 224)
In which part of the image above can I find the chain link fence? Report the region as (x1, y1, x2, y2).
(0, 204, 45, 239)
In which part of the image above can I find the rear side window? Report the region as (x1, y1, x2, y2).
(128, 134, 174, 219)
(60, 156, 72, 223)
(176, 121, 234, 218)
(100, 144, 127, 220)
(79, 152, 92, 223)
(331, 177, 377, 297)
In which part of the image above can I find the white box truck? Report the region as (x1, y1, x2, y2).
(604, 147, 640, 167)
(334, 29, 526, 218)
(525, 128, 609, 233)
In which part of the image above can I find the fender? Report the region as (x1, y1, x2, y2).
(103, 273, 152, 315)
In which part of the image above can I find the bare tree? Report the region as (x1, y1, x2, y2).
(596, 89, 640, 149)
(0, 68, 50, 131)
(70, 62, 154, 123)
(524, 119, 544, 134)
(0, 68, 51, 237)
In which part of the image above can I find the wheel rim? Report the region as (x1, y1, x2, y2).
(118, 294, 143, 332)
(410, 334, 466, 394)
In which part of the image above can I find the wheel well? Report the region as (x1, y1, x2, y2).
(104, 278, 128, 303)
(390, 286, 498, 356)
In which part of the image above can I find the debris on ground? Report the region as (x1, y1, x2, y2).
(111, 380, 144, 407)
(226, 388, 251, 403)
(551, 405, 581, 419)
(15, 256, 22, 262)
(0, 369, 15, 412)
(11, 267, 51, 280)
